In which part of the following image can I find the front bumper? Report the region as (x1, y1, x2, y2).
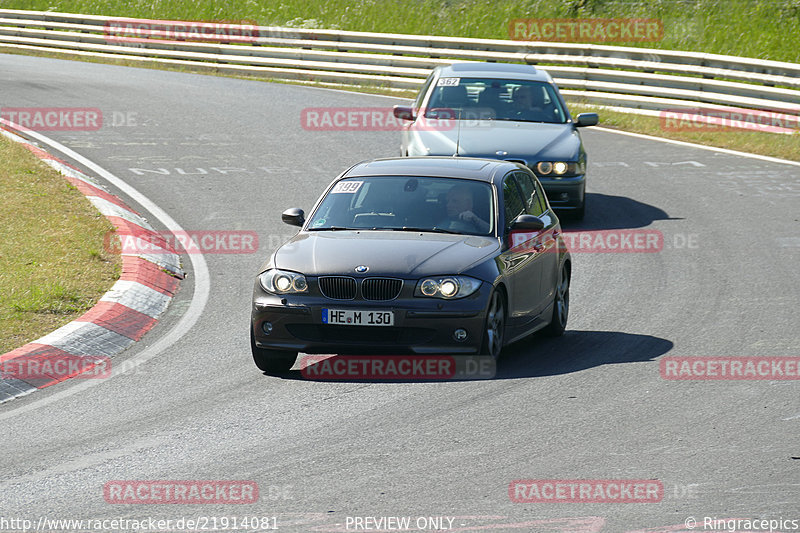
(538, 174, 586, 209)
(251, 282, 492, 355)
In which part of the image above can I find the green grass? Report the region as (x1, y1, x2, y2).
(3, 0, 799, 63)
(0, 135, 120, 354)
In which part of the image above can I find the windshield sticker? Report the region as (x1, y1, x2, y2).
(313, 218, 326, 227)
(331, 181, 363, 194)
(437, 77, 461, 86)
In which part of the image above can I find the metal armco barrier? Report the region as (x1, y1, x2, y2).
(1, 9, 798, 121)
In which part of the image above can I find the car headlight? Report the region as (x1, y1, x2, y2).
(259, 269, 308, 294)
(535, 160, 584, 178)
(415, 276, 482, 299)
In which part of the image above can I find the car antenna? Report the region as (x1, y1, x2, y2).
(453, 107, 462, 157)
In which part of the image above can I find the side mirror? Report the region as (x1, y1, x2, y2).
(281, 208, 305, 227)
(510, 214, 545, 231)
(575, 113, 599, 127)
(393, 105, 415, 121)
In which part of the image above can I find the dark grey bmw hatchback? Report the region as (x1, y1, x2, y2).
(250, 157, 571, 373)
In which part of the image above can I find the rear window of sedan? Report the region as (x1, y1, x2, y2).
(308, 176, 495, 236)
(424, 78, 568, 124)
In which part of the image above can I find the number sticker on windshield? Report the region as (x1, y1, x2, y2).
(437, 77, 461, 86)
(331, 181, 363, 193)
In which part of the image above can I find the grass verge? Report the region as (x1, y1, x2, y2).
(0, 134, 120, 354)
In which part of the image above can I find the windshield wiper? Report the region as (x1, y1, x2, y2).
(312, 226, 461, 234)
(493, 117, 558, 124)
(394, 226, 460, 234)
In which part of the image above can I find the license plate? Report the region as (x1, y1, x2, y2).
(322, 309, 394, 326)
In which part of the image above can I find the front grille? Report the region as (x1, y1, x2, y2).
(362, 278, 403, 301)
(319, 276, 357, 300)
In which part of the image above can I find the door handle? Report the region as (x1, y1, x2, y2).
(533, 243, 544, 252)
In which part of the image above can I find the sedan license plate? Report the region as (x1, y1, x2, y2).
(322, 309, 394, 326)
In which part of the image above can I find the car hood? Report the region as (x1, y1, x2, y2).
(409, 121, 580, 161)
(272, 231, 499, 278)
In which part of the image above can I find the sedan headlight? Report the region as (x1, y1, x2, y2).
(535, 160, 584, 178)
(415, 276, 482, 299)
(259, 269, 308, 294)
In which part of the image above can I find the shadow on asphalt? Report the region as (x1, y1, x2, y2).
(557, 192, 682, 231)
(265, 330, 672, 383)
(497, 329, 673, 379)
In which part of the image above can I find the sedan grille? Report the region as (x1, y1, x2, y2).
(362, 278, 403, 301)
(318, 276, 357, 300)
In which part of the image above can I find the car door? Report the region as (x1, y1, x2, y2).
(514, 170, 560, 308)
(499, 172, 547, 326)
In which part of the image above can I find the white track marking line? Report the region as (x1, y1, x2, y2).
(593, 126, 800, 167)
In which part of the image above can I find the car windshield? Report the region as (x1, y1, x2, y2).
(307, 176, 495, 236)
(423, 78, 568, 124)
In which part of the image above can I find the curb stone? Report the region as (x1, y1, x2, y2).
(0, 125, 184, 404)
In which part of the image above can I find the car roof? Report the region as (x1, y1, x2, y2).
(343, 157, 523, 182)
(437, 62, 553, 82)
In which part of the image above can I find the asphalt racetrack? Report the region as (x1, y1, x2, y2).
(1, 54, 798, 532)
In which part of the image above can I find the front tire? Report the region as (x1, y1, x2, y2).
(250, 328, 296, 374)
(544, 262, 569, 337)
(481, 289, 506, 359)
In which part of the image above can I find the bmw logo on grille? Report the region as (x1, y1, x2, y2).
(354, 265, 369, 273)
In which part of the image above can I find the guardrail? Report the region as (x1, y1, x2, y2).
(1, 9, 798, 126)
